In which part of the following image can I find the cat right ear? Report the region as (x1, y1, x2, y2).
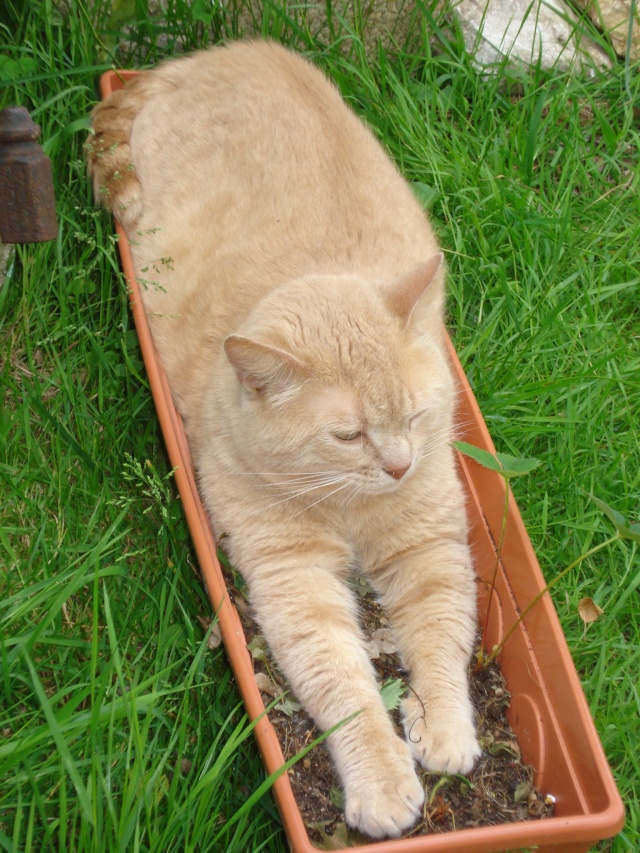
(223, 335, 307, 396)
(386, 253, 444, 327)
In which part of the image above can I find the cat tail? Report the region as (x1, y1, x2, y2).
(85, 73, 154, 228)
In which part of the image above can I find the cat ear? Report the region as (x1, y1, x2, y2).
(223, 334, 307, 395)
(385, 253, 444, 327)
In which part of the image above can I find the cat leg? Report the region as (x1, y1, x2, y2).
(247, 557, 425, 838)
(371, 541, 481, 775)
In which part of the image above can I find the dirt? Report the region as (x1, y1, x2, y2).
(219, 559, 553, 848)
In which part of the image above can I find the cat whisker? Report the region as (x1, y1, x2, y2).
(289, 480, 354, 519)
(262, 479, 349, 499)
(452, 418, 475, 442)
(260, 472, 350, 489)
(419, 427, 455, 459)
(421, 435, 451, 455)
(255, 474, 347, 489)
(260, 476, 351, 511)
(341, 481, 362, 508)
(240, 471, 342, 478)
(420, 443, 450, 461)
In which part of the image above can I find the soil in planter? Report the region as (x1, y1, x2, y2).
(217, 557, 553, 847)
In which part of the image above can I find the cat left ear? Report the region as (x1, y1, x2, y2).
(385, 253, 444, 327)
(223, 334, 307, 396)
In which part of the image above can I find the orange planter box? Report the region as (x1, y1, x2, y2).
(99, 67, 624, 853)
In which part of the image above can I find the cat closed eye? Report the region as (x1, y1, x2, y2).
(333, 430, 363, 442)
(410, 409, 428, 424)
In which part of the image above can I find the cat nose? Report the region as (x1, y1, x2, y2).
(384, 460, 411, 480)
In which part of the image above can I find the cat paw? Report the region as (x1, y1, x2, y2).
(402, 695, 480, 775)
(343, 744, 424, 838)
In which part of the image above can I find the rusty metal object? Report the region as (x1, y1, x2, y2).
(0, 107, 57, 243)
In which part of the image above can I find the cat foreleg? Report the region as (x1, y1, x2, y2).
(246, 558, 425, 838)
(372, 542, 481, 775)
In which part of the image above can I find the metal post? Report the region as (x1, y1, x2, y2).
(0, 106, 57, 243)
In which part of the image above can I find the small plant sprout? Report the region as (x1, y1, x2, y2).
(379, 677, 407, 711)
(453, 441, 541, 667)
(487, 495, 640, 665)
(454, 441, 640, 668)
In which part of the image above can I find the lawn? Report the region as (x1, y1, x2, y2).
(1, 1, 638, 851)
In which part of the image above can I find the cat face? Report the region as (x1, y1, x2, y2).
(302, 365, 451, 497)
(222, 266, 453, 503)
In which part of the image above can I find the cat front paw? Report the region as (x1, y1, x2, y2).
(402, 694, 480, 775)
(343, 742, 424, 838)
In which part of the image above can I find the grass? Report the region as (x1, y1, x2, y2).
(1, 0, 638, 850)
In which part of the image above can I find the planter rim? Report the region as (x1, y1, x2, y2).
(99, 66, 625, 853)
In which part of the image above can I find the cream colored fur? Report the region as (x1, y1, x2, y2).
(87, 40, 480, 839)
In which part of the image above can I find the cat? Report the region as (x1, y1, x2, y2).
(87, 40, 480, 839)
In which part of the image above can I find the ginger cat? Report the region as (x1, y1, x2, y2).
(87, 40, 480, 839)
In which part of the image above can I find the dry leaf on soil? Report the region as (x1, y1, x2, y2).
(365, 627, 397, 659)
(254, 672, 278, 698)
